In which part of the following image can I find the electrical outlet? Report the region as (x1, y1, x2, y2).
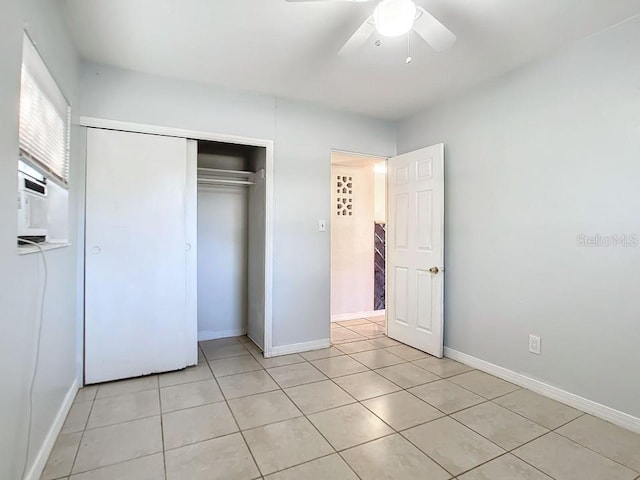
(529, 335, 541, 355)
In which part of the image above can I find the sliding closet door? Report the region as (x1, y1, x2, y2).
(85, 128, 197, 384)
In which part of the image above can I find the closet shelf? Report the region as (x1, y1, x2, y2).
(197, 167, 264, 187)
(197, 167, 254, 178)
(197, 177, 255, 186)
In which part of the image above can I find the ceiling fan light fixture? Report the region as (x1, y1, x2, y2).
(373, 0, 417, 38)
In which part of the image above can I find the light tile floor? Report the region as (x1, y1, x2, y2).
(43, 315, 640, 479)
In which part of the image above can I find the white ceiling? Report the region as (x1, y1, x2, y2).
(63, 0, 640, 120)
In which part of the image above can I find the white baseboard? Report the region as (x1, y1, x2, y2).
(331, 310, 385, 322)
(25, 378, 79, 480)
(444, 347, 640, 435)
(268, 339, 331, 357)
(198, 328, 246, 342)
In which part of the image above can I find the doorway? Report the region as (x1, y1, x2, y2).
(329, 151, 388, 343)
(329, 145, 445, 358)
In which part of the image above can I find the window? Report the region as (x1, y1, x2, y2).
(19, 33, 70, 186)
(17, 33, 71, 249)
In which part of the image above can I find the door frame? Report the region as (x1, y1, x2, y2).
(329, 149, 389, 329)
(80, 116, 275, 361)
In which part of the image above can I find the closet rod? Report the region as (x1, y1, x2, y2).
(197, 167, 253, 178)
(197, 178, 255, 186)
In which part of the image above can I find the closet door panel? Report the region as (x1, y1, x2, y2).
(85, 128, 193, 384)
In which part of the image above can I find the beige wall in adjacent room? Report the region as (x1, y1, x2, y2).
(330, 163, 375, 315)
(374, 162, 387, 224)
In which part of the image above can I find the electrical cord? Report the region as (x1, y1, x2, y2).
(17, 239, 48, 480)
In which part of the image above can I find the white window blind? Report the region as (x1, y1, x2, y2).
(19, 34, 70, 186)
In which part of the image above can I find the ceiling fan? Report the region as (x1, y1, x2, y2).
(286, 0, 456, 57)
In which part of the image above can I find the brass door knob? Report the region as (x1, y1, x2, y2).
(429, 266, 439, 274)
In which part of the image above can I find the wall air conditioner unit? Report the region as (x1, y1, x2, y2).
(17, 160, 48, 244)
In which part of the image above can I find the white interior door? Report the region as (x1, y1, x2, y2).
(387, 144, 444, 357)
(85, 128, 197, 384)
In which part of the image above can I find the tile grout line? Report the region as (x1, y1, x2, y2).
(437, 414, 550, 478)
(256, 354, 365, 480)
(203, 338, 267, 479)
(62, 337, 358, 478)
(63, 385, 156, 477)
(318, 346, 462, 479)
(325, 332, 568, 479)
(158, 354, 170, 480)
(154, 375, 167, 480)
(373, 356, 564, 479)
(65, 388, 97, 478)
(330, 318, 386, 344)
(549, 414, 640, 474)
(67, 377, 166, 478)
(249, 341, 394, 478)
(63, 331, 639, 479)
(278, 335, 461, 478)
(439, 372, 640, 475)
(162, 429, 249, 454)
(238, 339, 395, 478)
(70, 334, 507, 480)
(341, 322, 386, 337)
(63, 452, 164, 479)
(87, 384, 158, 401)
(72, 338, 613, 480)
(80, 412, 162, 433)
(72, 339, 587, 480)
(377, 366, 558, 479)
(435, 395, 631, 479)
(70, 351, 569, 480)
(408, 353, 640, 474)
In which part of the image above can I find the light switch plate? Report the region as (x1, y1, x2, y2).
(318, 220, 326, 232)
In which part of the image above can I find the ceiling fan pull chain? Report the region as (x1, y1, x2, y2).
(406, 32, 413, 64)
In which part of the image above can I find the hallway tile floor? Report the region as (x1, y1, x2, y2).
(42, 317, 640, 479)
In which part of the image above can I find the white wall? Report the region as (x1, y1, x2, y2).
(46, 181, 70, 243)
(80, 63, 397, 350)
(81, 64, 276, 140)
(374, 165, 386, 224)
(331, 164, 375, 315)
(397, 16, 640, 419)
(248, 148, 267, 349)
(0, 1, 81, 479)
(197, 150, 252, 340)
(197, 186, 248, 340)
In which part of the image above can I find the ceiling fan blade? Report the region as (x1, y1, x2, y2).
(413, 7, 456, 52)
(338, 17, 376, 56)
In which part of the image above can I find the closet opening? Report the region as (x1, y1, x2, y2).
(197, 140, 268, 352)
